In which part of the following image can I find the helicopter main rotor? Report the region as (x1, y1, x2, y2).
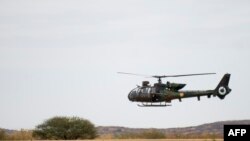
(117, 72, 216, 84)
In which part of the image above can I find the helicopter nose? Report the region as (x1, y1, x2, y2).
(128, 91, 136, 101)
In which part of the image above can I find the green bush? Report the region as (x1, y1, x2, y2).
(32, 116, 97, 140)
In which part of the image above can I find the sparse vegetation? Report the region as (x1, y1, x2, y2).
(32, 116, 97, 140)
(98, 129, 221, 140)
(3, 118, 242, 140)
(0, 129, 6, 140)
(115, 129, 166, 139)
(0, 129, 33, 140)
(5, 129, 32, 140)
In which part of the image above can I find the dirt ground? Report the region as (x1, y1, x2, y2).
(34, 139, 223, 141)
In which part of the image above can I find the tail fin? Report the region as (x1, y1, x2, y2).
(214, 73, 231, 99)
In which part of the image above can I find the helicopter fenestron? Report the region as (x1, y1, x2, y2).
(118, 72, 231, 107)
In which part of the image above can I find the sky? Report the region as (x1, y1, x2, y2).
(0, 0, 250, 130)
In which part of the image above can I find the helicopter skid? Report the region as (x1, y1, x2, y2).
(137, 102, 171, 107)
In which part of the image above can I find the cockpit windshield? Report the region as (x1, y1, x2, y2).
(130, 87, 152, 95)
(131, 87, 139, 93)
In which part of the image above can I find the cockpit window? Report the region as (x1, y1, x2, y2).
(132, 87, 151, 94)
(137, 88, 141, 94)
(134, 87, 150, 94)
(131, 88, 139, 94)
(147, 88, 151, 93)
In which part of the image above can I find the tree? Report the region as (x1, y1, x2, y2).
(32, 116, 97, 140)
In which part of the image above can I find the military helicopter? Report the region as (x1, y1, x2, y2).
(118, 72, 231, 107)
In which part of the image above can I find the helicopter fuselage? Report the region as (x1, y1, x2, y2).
(128, 86, 215, 103)
(127, 73, 231, 106)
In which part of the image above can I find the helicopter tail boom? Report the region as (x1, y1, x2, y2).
(214, 73, 231, 99)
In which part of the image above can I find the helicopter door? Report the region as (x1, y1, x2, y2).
(151, 87, 156, 93)
(150, 88, 159, 102)
(147, 88, 151, 94)
(142, 88, 151, 95)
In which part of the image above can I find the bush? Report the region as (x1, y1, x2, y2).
(32, 116, 97, 140)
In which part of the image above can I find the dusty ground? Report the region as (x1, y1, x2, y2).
(34, 139, 223, 141)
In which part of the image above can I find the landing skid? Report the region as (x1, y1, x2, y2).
(137, 102, 171, 107)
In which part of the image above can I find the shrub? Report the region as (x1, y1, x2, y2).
(32, 116, 97, 140)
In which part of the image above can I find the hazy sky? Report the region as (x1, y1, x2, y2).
(0, 0, 250, 130)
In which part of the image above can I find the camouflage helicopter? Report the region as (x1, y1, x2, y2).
(118, 72, 231, 107)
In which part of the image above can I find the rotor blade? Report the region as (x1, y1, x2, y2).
(118, 72, 216, 79)
(117, 72, 151, 77)
(153, 73, 216, 78)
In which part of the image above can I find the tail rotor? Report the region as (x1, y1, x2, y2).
(214, 73, 231, 99)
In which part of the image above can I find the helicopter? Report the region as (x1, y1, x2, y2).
(118, 72, 231, 107)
